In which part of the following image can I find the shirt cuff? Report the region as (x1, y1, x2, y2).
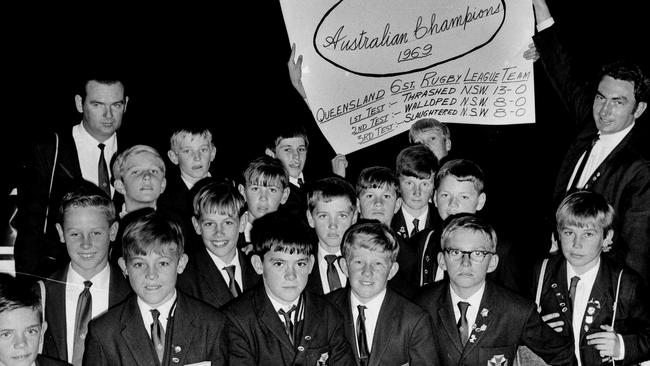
(536, 17, 555, 32)
(614, 333, 625, 360)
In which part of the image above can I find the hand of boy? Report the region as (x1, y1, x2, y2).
(523, 42, 540, 61)
(288, 43, 307, 100)
(586, 325, 621, 362)
(541, 312, 565, 333)
(331, 154, 348, 178)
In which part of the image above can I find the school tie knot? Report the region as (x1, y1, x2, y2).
(569, 275, 580, 306)
(278, 305, 297, 344)
(224, 265, 241, 297)
(411, 218, 420, 237)
(457, 301, 470, 346)
(297, 177, 304, 187)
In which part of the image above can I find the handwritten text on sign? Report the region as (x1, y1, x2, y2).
(280, 0, 535, 154)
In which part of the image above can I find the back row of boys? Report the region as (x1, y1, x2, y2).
(4, 111, 648, 365)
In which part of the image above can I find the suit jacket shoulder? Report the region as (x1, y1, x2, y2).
(35, 354, 71, 366)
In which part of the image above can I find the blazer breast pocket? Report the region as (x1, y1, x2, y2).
(479, 346, 515, 366)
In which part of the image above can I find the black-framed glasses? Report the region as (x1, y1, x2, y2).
(443, 248, 495, 263)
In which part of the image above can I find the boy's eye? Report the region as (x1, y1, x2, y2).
(202, 222, 214, 227)
(297, 261, 308, 267)
(339, 213, 349, 219)
(92, 231, 104, 236)
(272, 261, 283, 267)
(224, 219, 235, 226)
(26, 327, 41, 336)
(130, 170, 139, 176)
(562, 230, 574, 236)
(298, 147, 307, 153)
(182, 149, 191, 154)
(159, 261, 170, 267)
(249, 186, 259, 192)
(268, 187, 278, 194)
(383, 194, 392, 199)
(132, 262, 144, 269)
(200, 147, 209, 153)
(317, 213, 327, 220)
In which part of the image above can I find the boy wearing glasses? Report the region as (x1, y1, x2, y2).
(415, 214, 576, 366)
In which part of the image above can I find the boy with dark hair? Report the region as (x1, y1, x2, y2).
(39, 184, 131, 366)
(355, 166, 419, 299)
(327, 221, 438, 365)
(158, 125, 218, 254)
(0, 273, 70, 366)
(392, 144, 439, 241)
(237, 155, 290, 251)
(534, 191, 650, 364)
(223, 212, 355, 365)
(178, 181, 260, 309)
(416, 214, 576, 365)
(84, 211, 228, 365)
(305, 176, 357, 295)
(265, 124, 310, 224)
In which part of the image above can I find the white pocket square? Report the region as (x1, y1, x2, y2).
(185, 362, 211, 366)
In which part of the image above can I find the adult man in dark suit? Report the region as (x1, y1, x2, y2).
(40, 263, 131, 362)
(328, 221, 438, 366)
(532, 0, 650, 285)
(15, 76, 130, 279)
(84, 292, 227, 366)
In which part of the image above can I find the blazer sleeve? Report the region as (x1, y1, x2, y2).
(325, 307, 357, 366)
(619, 272, 650, 364)
(225, 316, 258, 366)
(82, 321, 108, 366)
(408, 311, 440, 365)
(521, 303, 577, 366)
(208, 315, 229, 364)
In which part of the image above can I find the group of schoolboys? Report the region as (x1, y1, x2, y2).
(3, 112, 648, 366)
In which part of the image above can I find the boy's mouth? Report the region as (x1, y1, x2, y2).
(210, 240, 230, 248)
(78, 252, 97, 260)
(144, 284, 162, 290)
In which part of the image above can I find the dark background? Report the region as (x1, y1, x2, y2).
(3, 1, 649, 257)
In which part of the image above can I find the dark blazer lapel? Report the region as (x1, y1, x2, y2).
(294, 293, 325, 365)
(461, 283, 497, 358)
(583, 131, 633, 189)
(240, 253, 259, 290)
(120, 297, 157, 366)
(168, 293, 199, 366)
(368, 290, 397, 366)
(438, 287, 463, 353)
(57, 132, 82, 180)
(254, 287, 295, 354)
(196, 249, 232, 303)
(424, 202, 438, 230)
(47, 268, 69, 361)
(108, 264, 131, 307)
(305, 249, 324, 295)
(391, 210, 409, 240)
(546, 260, 573, 326)
(341, 290, 360, 363)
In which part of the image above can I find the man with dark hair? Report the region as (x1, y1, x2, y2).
(15, 76, 131, 279)
(532, 0, 650, 285)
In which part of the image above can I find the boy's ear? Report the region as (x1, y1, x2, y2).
(123, 96, 129, 112)
(209, 144, 217, 162)
(433, 190, 439, 208)
(75, 95, 83, 113)
(251, 254, 264, 275)
(160, 178, 167, 194)
(39, 320, 48, 352)
(118, 257, 127, 276)
(437, 251, 447, 271)
(307, 254, 315, 275)
(394, 197, 403, 213)
(109, 221, 119, 242)
(445, 137, 452, 152)
(281, 187, 290, 204)
(265, 148, 276, 158)
(476, 192, 487, 212)
(238, 215, 247, 233)
(167, 150, 179, 166)
(176, 253, 189, 274)
(486, 253, 499, 273)
(191, 216, 202, 235)
(339, 257, 349, 278)
(388, 261, 399, 281)
(114, 179, 126, 195)
(55, 223, 65, 243)
(634, 101, 647, 119)
(238, 184, 247, 201)
(306, 210, 315, 228)
(603, 229, 614, 250)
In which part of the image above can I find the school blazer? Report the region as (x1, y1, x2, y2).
(223, 284, 356, 366)
(36, 354, 71, 366)
(415, 280, 577, 366)
(83, 291, 228, 366)
(390, 202, 438, 241)
(534, 255, 650, 365)
(177, 248, 260, 309)
(534, 23, 650, 286)
(327, 287, 439, 366)
(41, 264, 131, 362)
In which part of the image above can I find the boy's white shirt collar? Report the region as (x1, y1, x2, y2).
(350, 288, 386, 354)
(268, 292, 303, 325)
(449, 282, 485, 339)
(289, 173, 304, 187)
(400, 205, 428, 233)
(137, 290, 177, 336)
(181, 172, 211, 190)
(67, 261, 110, 287)
(206, 247, 243, 289)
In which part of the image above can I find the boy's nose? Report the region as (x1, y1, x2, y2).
(145, 267, 158, 279)
(599, 101, 613, 118)
(14, 333, 27, 349)
(104, 106, 113, 118)
(80, 235, 92, 249)
(285, 265, 297, 280)
(193, 151, 201, 161)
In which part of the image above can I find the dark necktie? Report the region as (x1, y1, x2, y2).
(357, 305, 370, 365)
(224, 265, 241, 297)
(324, 255, 342, 292)
(457, 301, 470, 347)
(568, 135, 599, 192)
(72, 280, 92, 366)
(98, 143, 111, 197)
(150, 309, 165, 363)
(410, 218, 420, 237)
(278, 305, 297, 344)
(569, 276, 580, 309)
(297, 177, 304, 187)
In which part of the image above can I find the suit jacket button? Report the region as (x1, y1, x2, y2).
(304, 336, 311, 341)
(298, 346, 305, 352)
(559, 302, 565, 307)
(551, 283, 557, 289)
(561, 307, 568, 313)
(174, 346, 182, 353)
(424, 269, 429, 274)
(171, 357, 180, 363)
